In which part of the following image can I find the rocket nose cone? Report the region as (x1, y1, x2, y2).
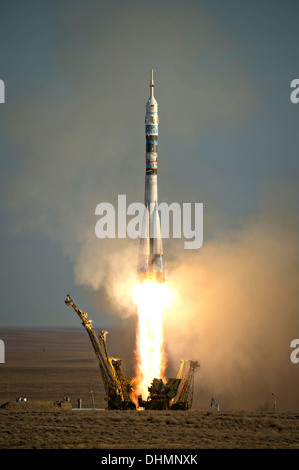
(147, 95, 157, 106)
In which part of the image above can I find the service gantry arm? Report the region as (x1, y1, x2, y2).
(176, 360, 185, 380)
(112, 358, 134, 402)
(64, 294, 120, 400)
(98, 329, 133, 401)
(173, 360, 199, 409)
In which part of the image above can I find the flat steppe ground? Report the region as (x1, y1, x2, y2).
(0, 328, 298, 449)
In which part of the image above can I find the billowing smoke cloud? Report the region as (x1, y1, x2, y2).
(163, 193, 299, 411)
(4, 1, 298, 410)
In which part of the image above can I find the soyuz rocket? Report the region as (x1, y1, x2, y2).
(137, 70, 165, 283)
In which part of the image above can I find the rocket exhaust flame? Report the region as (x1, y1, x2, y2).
(133, 281, 172, 398)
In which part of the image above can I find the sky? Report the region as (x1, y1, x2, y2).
(0, 0, 299, 409)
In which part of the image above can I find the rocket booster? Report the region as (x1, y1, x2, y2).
(137, 70, 165, 283)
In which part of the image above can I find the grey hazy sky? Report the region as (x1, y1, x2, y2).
(0, 0, 298, 333)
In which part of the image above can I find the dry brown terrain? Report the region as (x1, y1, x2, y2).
(0, 405, 299, 449)
(0, 329, 298, 449)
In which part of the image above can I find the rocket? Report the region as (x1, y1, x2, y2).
(137, 70, 165, 283)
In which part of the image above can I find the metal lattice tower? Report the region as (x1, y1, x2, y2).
(65, 295, 123, 403)
(174, 360, 200, 409)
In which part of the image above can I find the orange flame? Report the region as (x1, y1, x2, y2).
(132, 280, 172, 399)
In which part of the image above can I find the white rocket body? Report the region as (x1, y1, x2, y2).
(137, 71, 164, 283)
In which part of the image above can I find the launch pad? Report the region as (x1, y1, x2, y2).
(65, 294, 199, 410)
